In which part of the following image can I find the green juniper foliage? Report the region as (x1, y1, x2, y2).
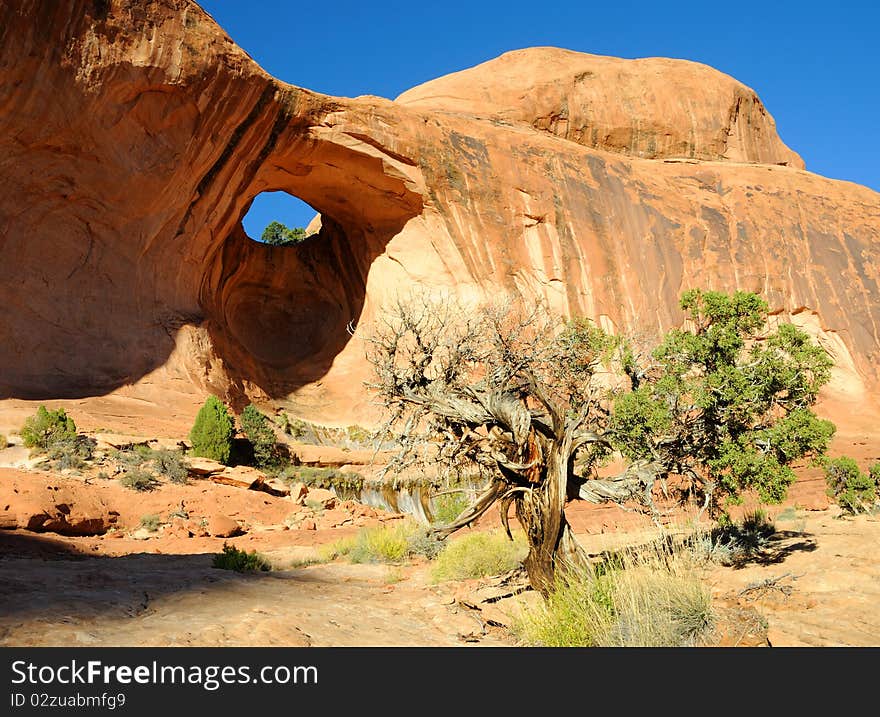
(189, 395, 234, 464)
(260, 220, 307, 246)
(823, 456, 880, 515)
(610, 289, 835, 510)
(21, 406, 78, 451)
(240, 404, 280, 469)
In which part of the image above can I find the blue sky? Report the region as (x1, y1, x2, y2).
(197, 0, 879, 237)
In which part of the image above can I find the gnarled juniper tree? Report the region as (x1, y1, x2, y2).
(364, 289, 835, 594)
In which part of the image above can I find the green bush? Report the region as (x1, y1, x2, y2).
(118, 467, 158, 492)
(824, 456, 879, 515)
(20, 406, 77, 452)
(431, 530, 527, 582)
(189, 396, 234, 464)
(212, 543, 272, 572)
(240, 404, 280, 469)
(406, 528, 446, 560)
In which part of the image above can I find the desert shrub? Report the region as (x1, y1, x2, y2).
(111, 444, 154, 467)
(429, 491, 471, 525)
(43, 435, 95, 471)
(431, 530, 528, 582)
(212, 543, 272, 572)
(151, 449, 189, 484)
(684, 509, 776, 567)
(0, 434, 6, 448)
(318, 535, 359, 562)
(516, 542, 715, 647)
(118, 467, 158, 492)
(322, 521, 425, 564)
(824, 456, 879, 514)
(405, 527, 445, 559)
(240, 404, 280, 469)
(20, 406, 77, 452)
(139, 514, 161, 532)
(189, 396, 234, 464)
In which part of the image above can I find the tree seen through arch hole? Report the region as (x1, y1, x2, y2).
(242, 191, 318, 246)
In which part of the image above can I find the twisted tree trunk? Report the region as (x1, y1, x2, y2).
(516, 436, 591, 595)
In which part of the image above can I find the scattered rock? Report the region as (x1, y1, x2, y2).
(306, 487, 337, 509)
(301, 519, 317, 531)
(0, 478, 114, 536)
(288, 482, 308, 504)
(130, 528, 156, 540)
(260, 478, 290, 497)
(186, 458, 226, 476)
(210, 466, 265, 489)
(165, 518, 192, 539)
(318, 508, 353, 529)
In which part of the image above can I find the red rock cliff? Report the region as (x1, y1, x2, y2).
(1, 0, 878, 428)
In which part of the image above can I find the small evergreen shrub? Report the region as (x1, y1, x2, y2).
(212, 543, 272, 572)
(112, 444, 154, 467)
(189, 396, 234, 464)
(824, 456, 879, 515)
(20, 406, 77, 452)
(240, 404, 280, 469)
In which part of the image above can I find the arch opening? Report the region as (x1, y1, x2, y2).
(242, 190, 320, 245)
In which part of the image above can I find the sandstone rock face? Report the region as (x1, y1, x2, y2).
(1, 1, 878, 431)
(397, 47, 804, 167)
(0, 470, 117, 536)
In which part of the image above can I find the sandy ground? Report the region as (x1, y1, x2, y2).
(0, 397, 878, 647)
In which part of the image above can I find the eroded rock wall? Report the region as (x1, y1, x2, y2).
(1, 0, 878, 428)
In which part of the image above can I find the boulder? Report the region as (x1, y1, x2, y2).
(207, 515, 244, 538)
(318, 508, 354, 529)
(288, 482, 309, 504)
(0, 471, 116, 536)
(305, 488, 337, 509)
(210, 466, 266, 489)
(187, 458, 226, 476)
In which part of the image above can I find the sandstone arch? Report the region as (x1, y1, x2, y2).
(1, 0, 878, 430)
